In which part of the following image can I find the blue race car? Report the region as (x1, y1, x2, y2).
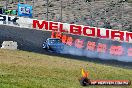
(42, 38, 64, 53)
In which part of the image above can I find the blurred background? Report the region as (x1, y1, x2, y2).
(0, 0, 132, 31)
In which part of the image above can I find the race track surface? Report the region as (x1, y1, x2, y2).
(0, 25, 51, 53)
(0, 25, 132, 68)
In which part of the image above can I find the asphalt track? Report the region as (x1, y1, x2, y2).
(0, 25, 132, 68)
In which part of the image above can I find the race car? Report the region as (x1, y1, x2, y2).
(42, 38, 64, 53)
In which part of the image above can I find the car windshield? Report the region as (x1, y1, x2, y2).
(48, 39, 61, 44)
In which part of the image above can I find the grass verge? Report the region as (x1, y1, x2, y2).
(0, 49, 132, 88)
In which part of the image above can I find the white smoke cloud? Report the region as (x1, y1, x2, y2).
(61, 38, 132, 62)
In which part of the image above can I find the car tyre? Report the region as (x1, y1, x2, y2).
(43, 44, 47, 49)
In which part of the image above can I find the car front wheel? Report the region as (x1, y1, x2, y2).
(43, 44, 47, 49)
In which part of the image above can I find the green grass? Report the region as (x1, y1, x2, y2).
(0, 49, 132, 88)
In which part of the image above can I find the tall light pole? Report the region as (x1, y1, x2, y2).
(104, 0, 108, 25)
(89, 0, 94, 26)
(47, 0, 49, 21)
(85, 0, 93, 26)
(122, 0, 125, 30)
(90, 1, 92, 26)
(60, 0, 62, 22)
(6, 0, 8, 10)
(33, 0, 35, 18)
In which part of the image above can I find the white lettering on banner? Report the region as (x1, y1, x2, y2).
(19, 7, 30, 14)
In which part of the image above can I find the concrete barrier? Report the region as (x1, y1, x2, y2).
(0, 25, 132, 65)
(0, 25, 51, 53)
(1, 41, 18, 50)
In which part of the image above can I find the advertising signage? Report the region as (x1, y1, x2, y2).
(33, 20, 132, 43)
(18, 4, 32, 18)
(51, 31, 132, 62)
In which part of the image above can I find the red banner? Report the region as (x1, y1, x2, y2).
(51, 31, 132, 58)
